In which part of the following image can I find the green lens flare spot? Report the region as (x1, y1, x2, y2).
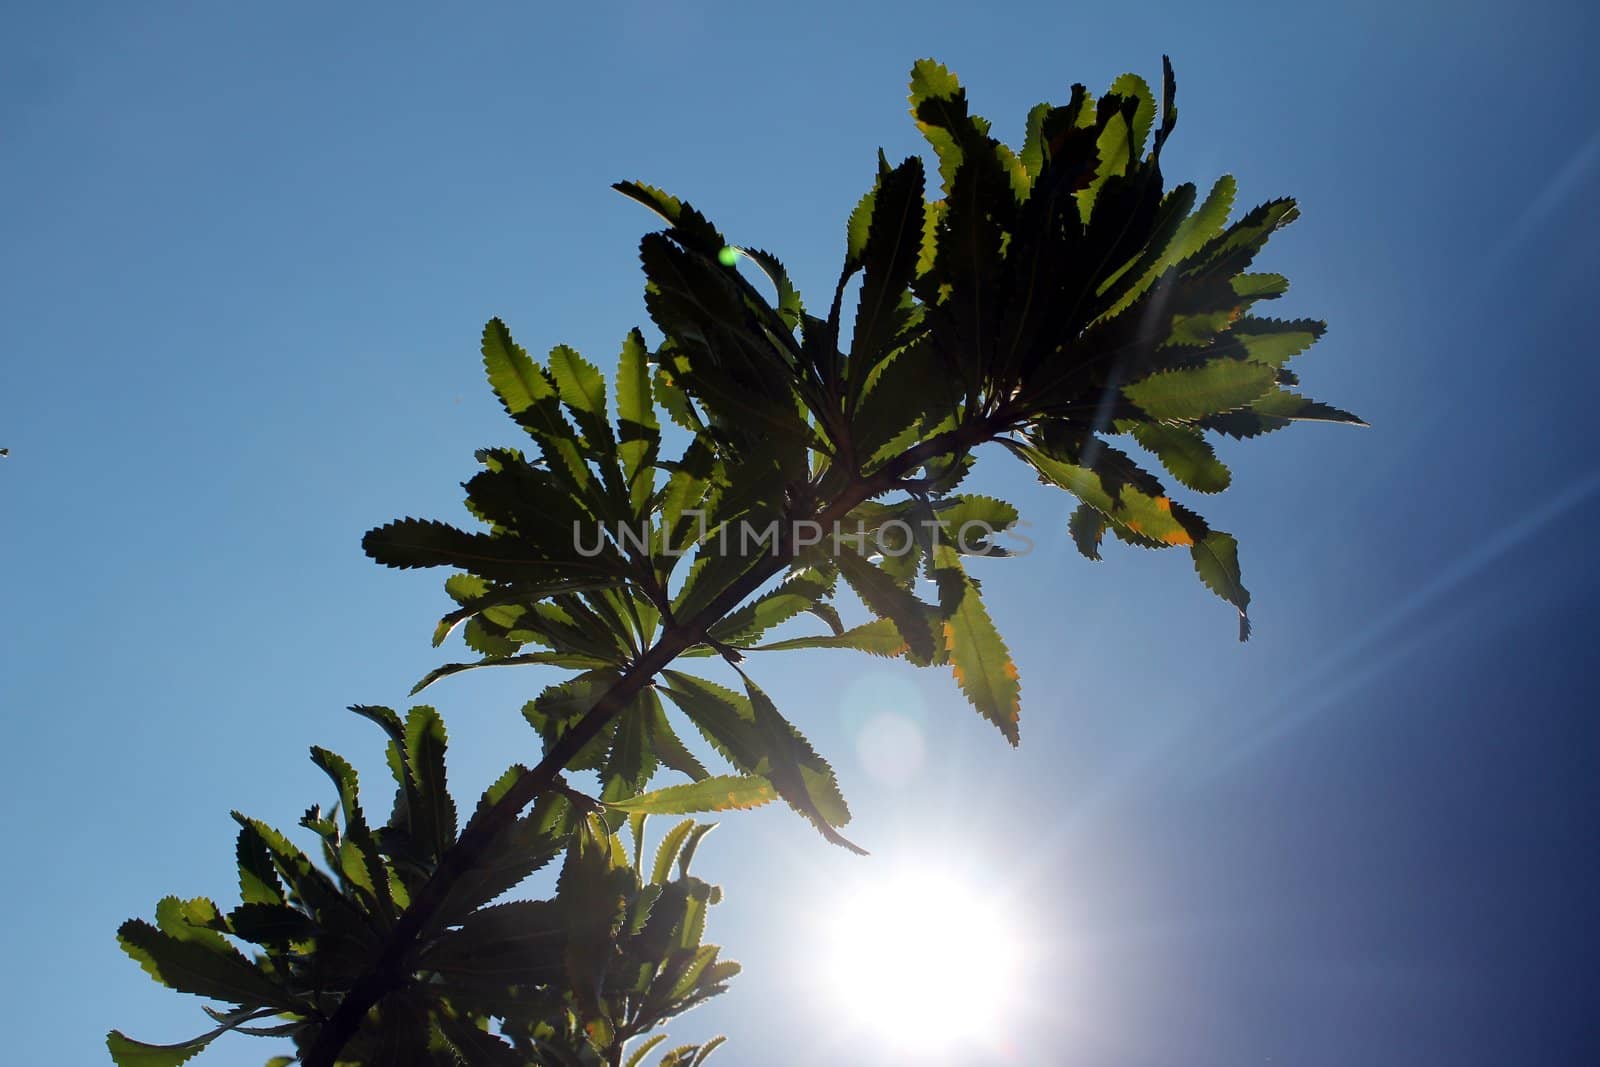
(717, 246, 740, 267)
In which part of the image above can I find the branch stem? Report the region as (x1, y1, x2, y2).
(302, 419, 992, 1065)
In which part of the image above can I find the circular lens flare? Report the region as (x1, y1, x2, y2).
(821, 869, 1022, 1054)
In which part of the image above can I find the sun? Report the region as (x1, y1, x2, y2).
(819, 867, 1025, 1056)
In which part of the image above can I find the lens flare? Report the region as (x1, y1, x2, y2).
(820, 868, 1023, 1055)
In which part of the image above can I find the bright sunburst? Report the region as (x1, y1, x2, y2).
(820, 867, 1025, 1055)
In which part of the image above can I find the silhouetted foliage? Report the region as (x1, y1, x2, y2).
(114, 58, 1356, 1065)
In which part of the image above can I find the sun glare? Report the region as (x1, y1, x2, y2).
(820, 868, 1024, 1055)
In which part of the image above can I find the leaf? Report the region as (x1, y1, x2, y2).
(116, 919, 288, 1007)
(1013, 440, 1195, 547)
(1123, 359, 1277, 421)
(1108, 72, 1155, 159)
(106, 1032, 209, 1067)
(418, 899, 566, 985)
(934, 547, 1021, 744)
(643, 689, 709, 782)
(410, 650, 611, 695)
(848, 155, 926, 392)
(234, 822, 284, 908)
(751, 618, 908, 658)
(650, 819, 697, 887)
(481, 315, 547, 418)
(908, 58, 970, 194)
(525, 670, 624, 772)
(404, 706, 457, 864)
(738, 676, 862, 854)
(549, 343, 615, 454)
(706, 568, 834, 648)
(434, 792, 566, 926)
(617, 328, 662, 512)
(931, 494, 1020, 555)
(1130, 422, 1232, 493)
(742, 247, 805, 331)
(1068, 503, 1107, 560)
(1230, 317, 1326, 365)
(227, 903, 316, 947)
(1190, 530, 1252, 641)
(482, 319, 593, 492)
(625, 1034, 670, 1067)
(605, 776, 777, 816)
(691, 1037, 728, 1066)
(361, 518, 619, 585)
(836, 548, 937, 663)
(1165, 174, 1237, 266)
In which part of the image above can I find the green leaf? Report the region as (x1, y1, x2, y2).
(605, 776, 777, 816)
(750, 618, 908, 658)
(836, 548, 937, 663)
(1130, 422, 1232, 493)
(1231, 317, 1326, 365)
(116, 919, 289, 1007)
(933, 547, 1021, 744)
(1123, 359, 1277, 421)
(848, 155, 926, 392)
(481, 315, 547, 418)
(227, 903, 316, 947)
(691, 1037, 728, 1066)
(1165, 174, 1236, 266)
(738, 676, 862, 854)
(617, 328, 662, 513)
(418, 899, 566, 985)
(1190, 530, 1252, 641)
(107, 1031, 210, 1067)
(1108, 72, 1155, 159)
(410, 649, 611, 695)
(643, 689, 709, 782)
(549, 343, 615, 454)
(482, 319, 592, 492)
(1014, 440, 1196, 547)
(1068, 503, 1107, 560)
(234, 822, 284, 908)
(931, 495, 1020, 555)
(404, 706, 456, 864)
(361, 518, 619, 585)
(650, 819, 697, 887)
(706, 568, 834, 648)
(625, 1035, 670, 1067)
(908, 58, 969, 194)
(524, 670, 623, 771)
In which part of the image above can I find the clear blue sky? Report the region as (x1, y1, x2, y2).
(3, 2, 1597, 1063)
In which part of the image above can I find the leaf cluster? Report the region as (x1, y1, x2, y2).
(110, 710, 735, 1067)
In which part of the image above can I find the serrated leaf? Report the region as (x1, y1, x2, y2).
(1131, 422, 1232, 493)
(606, 776, 777, 816)
(1068, 503, 1107, 560)
(107, 1032, 211, 1067)
(934, 547, 1021, 744)
(418, 899, 566, 984)
(1191, 530, 1252, 641)
(404, 706, 456, 864)
(750, 618, 908, 658)
(1231, 317, 1325, 365)
(1123, 359, 1277, 421)
(848, 155, 926, 394)
(117, 920, 288, 1007)
(549, 343, 615, 454)
(410, 649, 612, 695)
(836, 548, 937, 663)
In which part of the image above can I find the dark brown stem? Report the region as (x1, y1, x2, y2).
(301, 420, 993, 1065)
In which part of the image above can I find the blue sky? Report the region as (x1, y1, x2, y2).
(3, 2, 1597, 1063)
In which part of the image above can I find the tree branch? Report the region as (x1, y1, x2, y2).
(302, 418, 995, 1065)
